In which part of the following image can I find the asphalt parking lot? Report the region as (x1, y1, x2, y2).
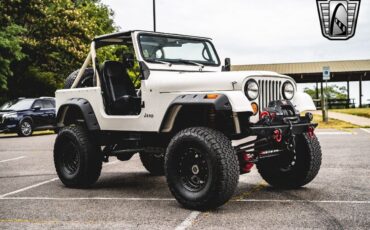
(0, 129, 369, 229)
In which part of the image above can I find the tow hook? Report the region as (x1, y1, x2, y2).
(260, 111, 270, 119)
(308, 126, 315, 138)
(273, 129, 282, 143)
(259, 111, 272, 125)
(242, 153, 254, 173)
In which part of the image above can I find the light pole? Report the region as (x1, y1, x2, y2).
(153, 0, 156, 32)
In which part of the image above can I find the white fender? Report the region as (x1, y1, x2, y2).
(292, 92, 316, 112)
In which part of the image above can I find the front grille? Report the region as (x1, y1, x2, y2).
(257, 79, 282, 111)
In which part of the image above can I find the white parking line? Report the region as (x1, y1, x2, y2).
(175, 211, 201, 230)
(360, 128, 370, 134)
(0, 197, 176, 201)
(0, 178, 59, 198)
(0, 197, 368, 204)
(0, 156, 26, 163)
(234, 199, 370, 204)
(0, 160, 120, 198)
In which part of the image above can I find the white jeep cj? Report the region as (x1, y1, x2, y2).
(54, 31, 321, 210)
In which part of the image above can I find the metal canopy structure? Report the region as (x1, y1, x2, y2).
(232, 59, 370, 107)
(232, 59, 370, 83)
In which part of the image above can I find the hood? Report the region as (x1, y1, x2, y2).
(148, 70, 292, 93)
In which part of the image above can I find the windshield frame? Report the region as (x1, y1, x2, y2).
(137, 33, 221, 67)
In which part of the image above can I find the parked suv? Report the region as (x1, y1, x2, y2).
(54, 31, 321, 210)
(0, 97, 56, 136)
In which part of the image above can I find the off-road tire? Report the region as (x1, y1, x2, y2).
(139, 152, 165, 176)
(165, 127, 239, 210)
(17, 120, 33, 137)
(64, 68, 94, 89)
(54, 125, 102, 188)
(257, 133, 322, 188)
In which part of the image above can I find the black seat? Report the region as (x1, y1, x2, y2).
(101, 61, 141, 115)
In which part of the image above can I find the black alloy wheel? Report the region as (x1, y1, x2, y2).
(60, 141, 80, 177)
(178, 147, 210, 192)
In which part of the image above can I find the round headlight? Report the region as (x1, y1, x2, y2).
(244, 80, 259, 100)
(282, 81, 295, 100)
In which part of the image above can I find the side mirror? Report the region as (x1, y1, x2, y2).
(223, 58, 231, 72)
(33, 106, 41, 111)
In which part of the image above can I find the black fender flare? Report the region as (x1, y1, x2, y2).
(170, 94, 232, 110)
(160, 94, 232, 132)
(57, 98, 100, 131)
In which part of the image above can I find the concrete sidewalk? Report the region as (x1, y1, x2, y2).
(312, 110, 370, 127)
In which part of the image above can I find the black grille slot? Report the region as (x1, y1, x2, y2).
(257, 79, 282, 111)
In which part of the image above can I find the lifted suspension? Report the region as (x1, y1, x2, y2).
(235, 127, 299, 174)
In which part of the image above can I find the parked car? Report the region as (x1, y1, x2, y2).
(0, 97, 56, 136)
(54, 31, 321, 210)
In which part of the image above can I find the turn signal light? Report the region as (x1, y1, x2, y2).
(251, 102, 259, 115)
(205, 94, 219, 99)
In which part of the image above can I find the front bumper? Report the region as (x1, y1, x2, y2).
(234, 100, 317, 168)
(248, 119, 317, 137)
(246, 100, 316, 138)
(234, 115, 317, 159)
(0, 122, 19, 133)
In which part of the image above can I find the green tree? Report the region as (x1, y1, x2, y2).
(0, 0, 116, 101)
(0, 24, 25, 94)
(304, 85, 347, 100)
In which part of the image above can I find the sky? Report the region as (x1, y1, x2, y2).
(101, 0, 370, 104)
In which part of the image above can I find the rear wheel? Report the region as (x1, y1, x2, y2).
(165, 127, 239, 210)
(140, 151, 165, 176)
(257, 133, 322, 188)
(54, 125, 102, 188)
(17, 120, 33, 137)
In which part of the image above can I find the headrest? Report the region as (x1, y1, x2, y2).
(103, 61, 125, 78)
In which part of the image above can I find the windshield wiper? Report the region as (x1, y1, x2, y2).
(176, 60, 204, 70)
(146, 59, 172, 67)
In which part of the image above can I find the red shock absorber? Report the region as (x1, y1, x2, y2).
(273, 129, 282, 143)
(308, 126, 315, 138)
(242, 153, 254, 173)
